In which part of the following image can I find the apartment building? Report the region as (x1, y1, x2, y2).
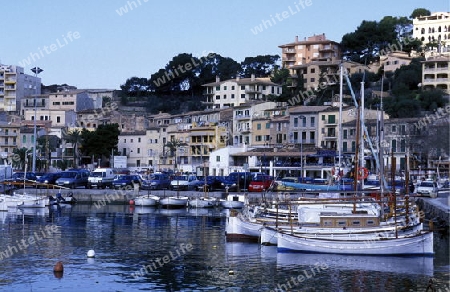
(381, 51, 414, 73)
(317, 105, 385, 150)
(0, 121, 21, 162)
(422, 55, 450, 93)
(232, 101, 277, 147)
(413, 12, 450, 51)
(279, 34, 341, 69)
(48, 90, 97, 112)
(289, 60, 371, 95)
(0, 64, 40, 112)
(202, 75, 282, 109)
(341, 117, 423, 172)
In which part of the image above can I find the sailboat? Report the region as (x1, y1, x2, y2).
(272, 64, 434, 256)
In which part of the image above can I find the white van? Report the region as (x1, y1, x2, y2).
(87, 168, 116, 189)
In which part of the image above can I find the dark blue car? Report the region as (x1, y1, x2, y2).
(141, 173, 171, 190)
(113, 175, 143, 190)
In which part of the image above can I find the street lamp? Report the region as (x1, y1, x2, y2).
(298, 115, 306, 178)
(30, 67, 43, 173)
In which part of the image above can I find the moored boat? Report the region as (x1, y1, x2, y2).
(159, 196, 189, 209)
(220, 194, 246, 209)
(134, 194, 160, 206)
(188, 197, 216, 208)
(276, 229, 434, 256)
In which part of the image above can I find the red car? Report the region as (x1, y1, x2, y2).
(248, 174, 274, 192)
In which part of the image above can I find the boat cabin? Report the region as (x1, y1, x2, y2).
(319, 214, 380, 228)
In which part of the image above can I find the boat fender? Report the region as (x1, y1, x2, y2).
(53, 261, 64, 272)
(357, 167, 369, 180)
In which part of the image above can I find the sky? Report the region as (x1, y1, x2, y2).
(2, 0, 449, 90)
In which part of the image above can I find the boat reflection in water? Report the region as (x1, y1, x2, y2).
(276, 252, 434, 276)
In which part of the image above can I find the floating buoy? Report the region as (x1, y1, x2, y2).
(53, 261, 64, 272)
(87, 250, 96, 258)
(129, 200, 135, 205)
(228, 270, 234, 275)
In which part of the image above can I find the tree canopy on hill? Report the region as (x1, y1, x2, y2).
(341, 11, 422, 63)
(119, 53, 280, 113)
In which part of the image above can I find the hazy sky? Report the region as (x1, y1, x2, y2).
(2, 0, 448, 89)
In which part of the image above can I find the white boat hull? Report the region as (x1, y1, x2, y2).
(261, 226, 278, 246)
(225, 215, 261, 242)
(277, 230, 434, 256)
(134, 195, 160, 206)
(160, 197, 188, 209)
(188, 198, 216, 208)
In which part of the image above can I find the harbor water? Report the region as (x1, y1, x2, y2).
(0, 204, 448, 292)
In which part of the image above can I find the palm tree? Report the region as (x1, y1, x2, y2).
(164, 138, 187, 171)
(12, 147, 31, 171)
(63, 129, 82, 169)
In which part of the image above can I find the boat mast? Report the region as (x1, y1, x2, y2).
(338, 63, 343, 173)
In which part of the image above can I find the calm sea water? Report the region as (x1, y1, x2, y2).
(0, 204, 448, 292)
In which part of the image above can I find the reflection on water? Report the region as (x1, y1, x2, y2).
(0, 204, 448, 292)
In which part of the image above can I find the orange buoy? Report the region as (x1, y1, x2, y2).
(129, 199, 135, 205)
(53, 261, 64, 272)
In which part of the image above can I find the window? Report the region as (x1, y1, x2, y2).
(138, 138, 141, 142)
(223, 94, 226, 99)
(241, 86, 245, 90)
(124, 139, 126, 143)
(351, 141, 356, 152)
(216, 156, 220, 162)
(392, 125, 396, 132)
(310, 78, 315, 82)
(391, 139, 397, 152)
(22, 135, 26, 143)
(265, 122, 270, 129)
(321, 115, 325, 120)
(310, 68, 315, 74)
(56, 116, 60, 123)
(223, 86, 227, 90)
(131, 139, 134, 143)
(137, 148, 140, 154)
(343, 141, 348, 152)
(310, 117, 315, 127)
(343, 129, 347, 139)
(328, 115, 336, 124)
(216, 86, 220, 91)
(400, 139, 406, 152)
(293, 117, 298, 127)
(231, 86, 235, 90)
(231, 94, 235, 99)
(257, 123, 261, 130)
(241, 94, 245, 99)
(216, 95, 220, 100)
(302, 117, 306, 127)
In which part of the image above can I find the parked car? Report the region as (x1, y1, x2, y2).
(141, 173, 171, 190)
(113, 174, 143, 190)
(170, 174, 201, 191)
(87, 168, 116, 189)
(248, 174, 274, 192)
(55, 169, 90, 189)
(12, 172, 38, 188)
(416, 180, 438, 197)
(197, 176, 225, 192)
(222, 172, 253, 192)
(36, 172, 62, 187)
(12, 172, 38, 182)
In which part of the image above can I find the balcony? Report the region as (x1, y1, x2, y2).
(235, 114, 251, 120)
(245, 88, 262, 94)
(323, 120, 338, 126)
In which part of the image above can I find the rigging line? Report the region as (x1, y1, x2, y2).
(343, 73, 389, 190)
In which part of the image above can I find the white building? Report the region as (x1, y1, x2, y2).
(0, 64, 41, 112)
(202, 75, 282, 109)
(413, 12, 450, 52)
